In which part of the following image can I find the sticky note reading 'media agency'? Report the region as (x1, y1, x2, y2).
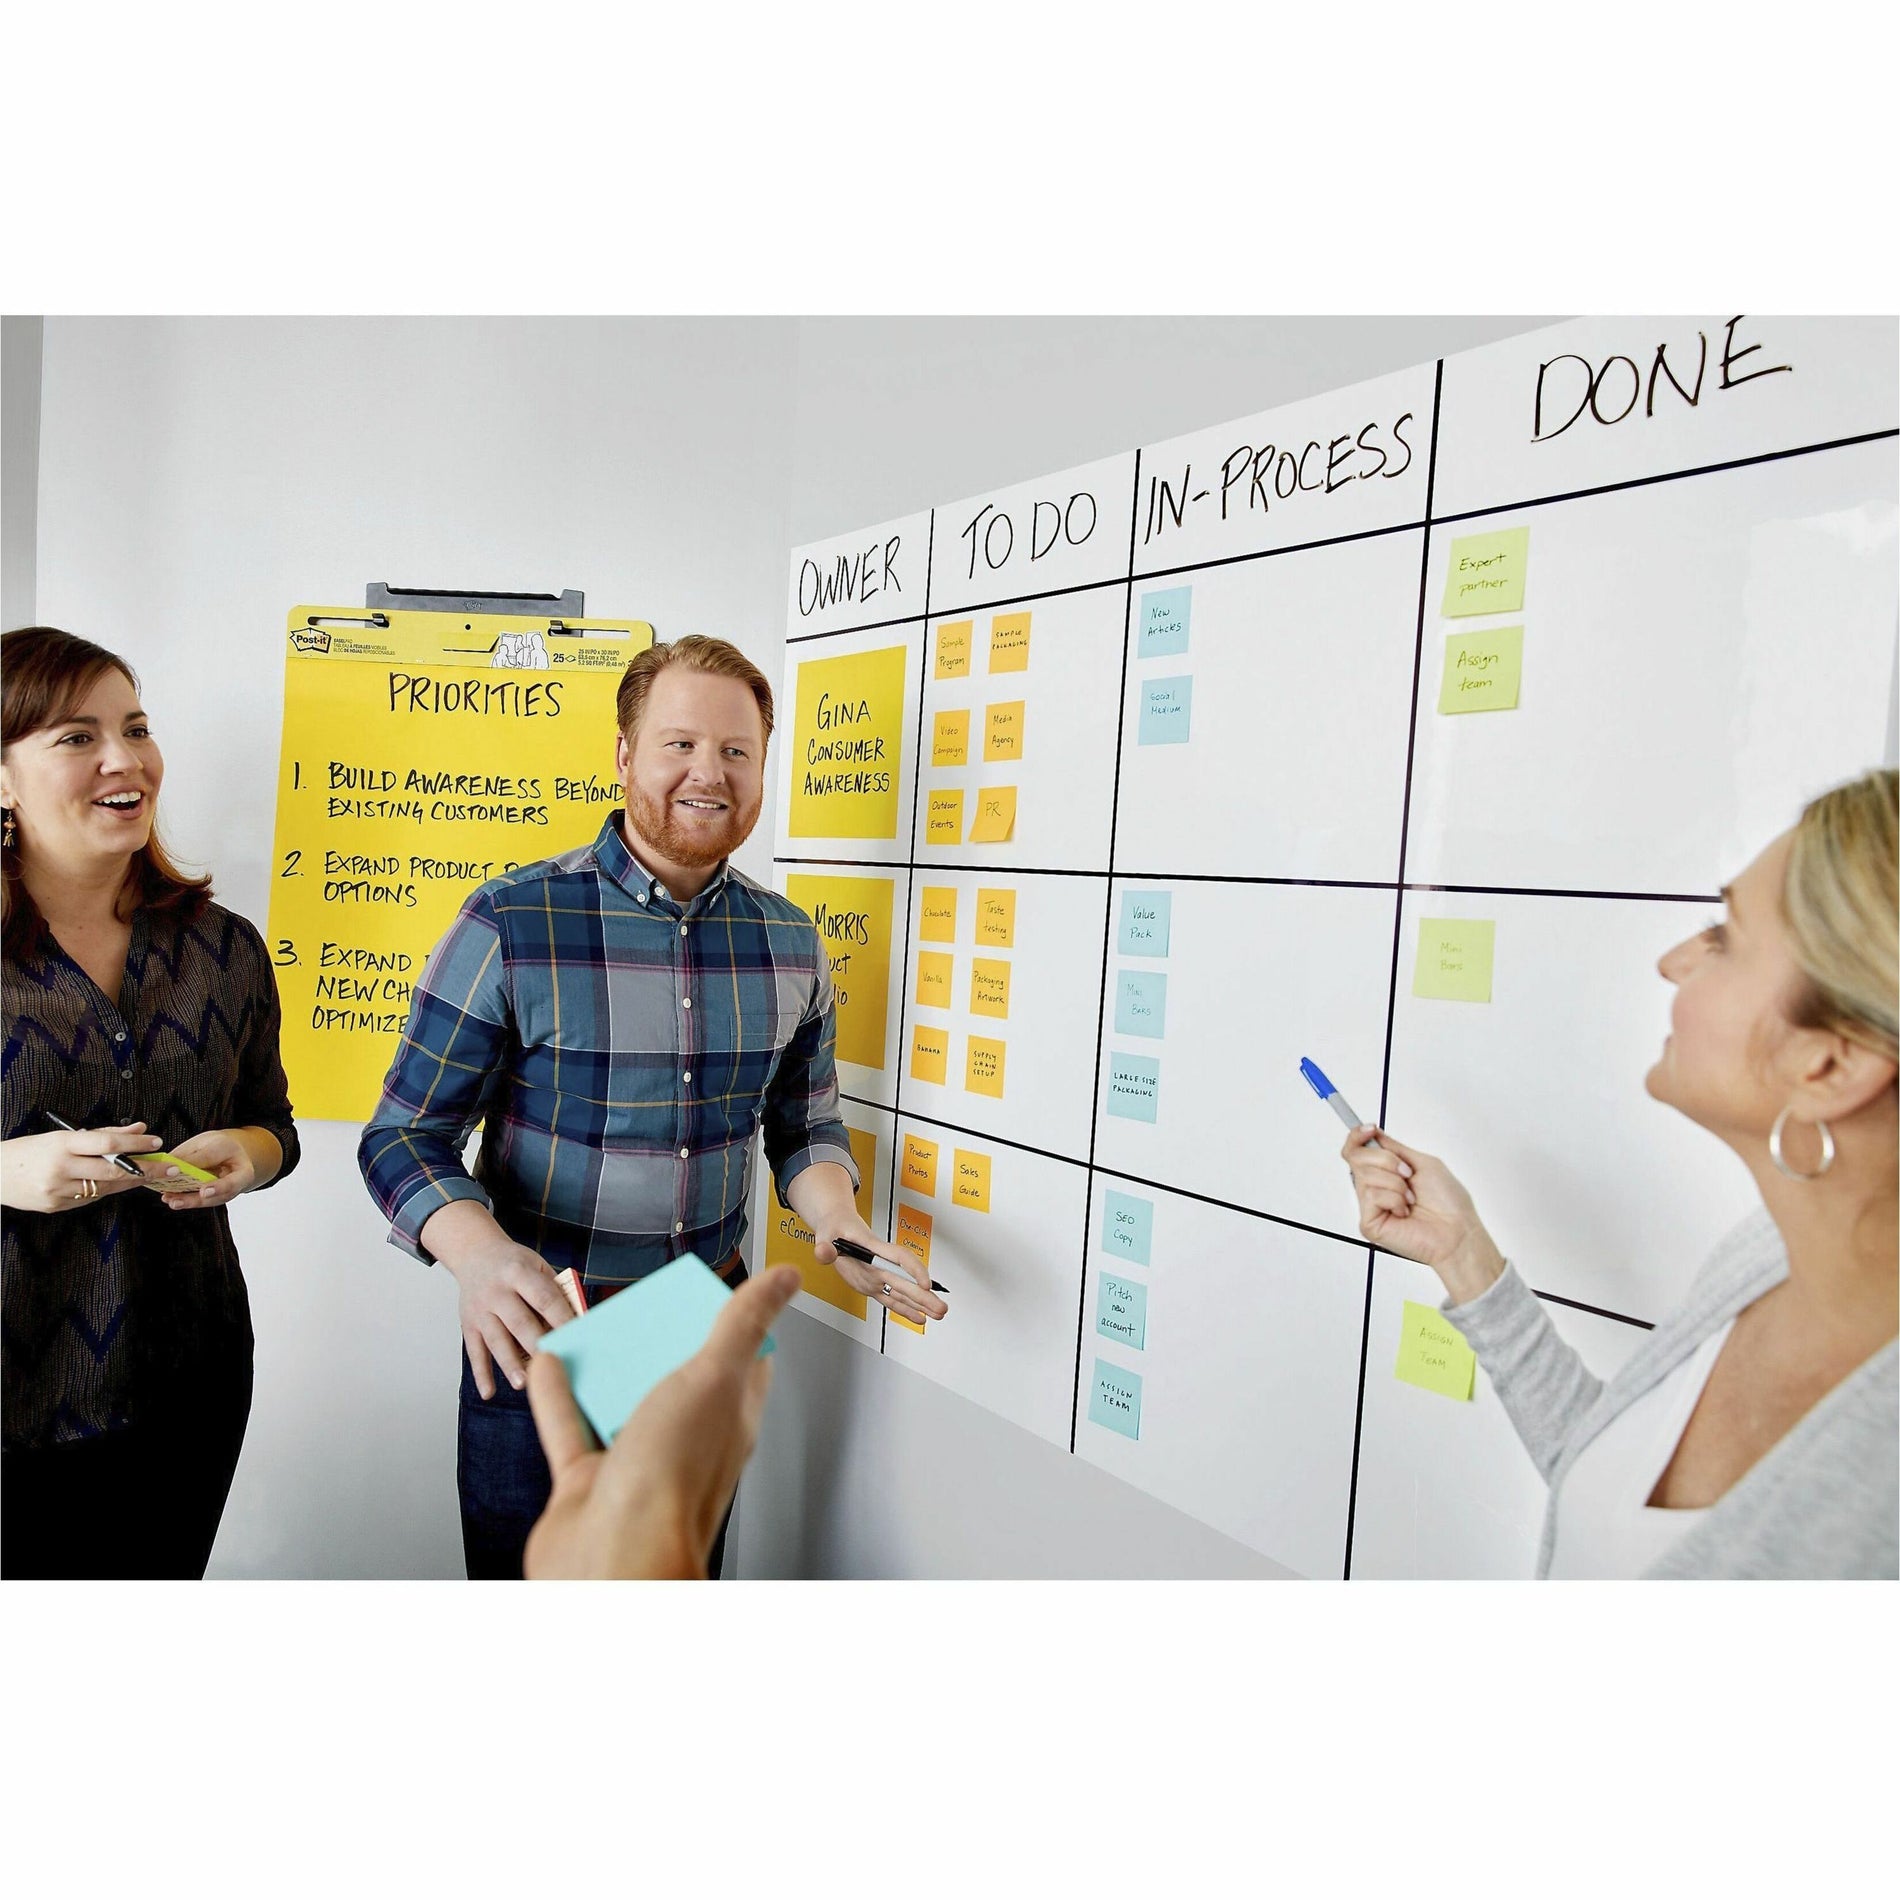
(1438, 625, 1523, 715)
(1442, 526, 1529, 617)
(984, 700, 1025, 762)
(1395, 1300, 1476, 1401)
(1413, 917, 1495, 1003)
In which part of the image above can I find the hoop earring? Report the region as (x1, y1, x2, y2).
(1769, 1105, 1835, 1180)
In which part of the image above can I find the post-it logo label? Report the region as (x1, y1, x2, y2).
(1412, 917, 1496, 1004)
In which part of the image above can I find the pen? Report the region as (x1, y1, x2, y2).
(832, 1235, 948, 1294)
(1298, 1058, 1384, 1151)
(43, 1110, 149, 1179)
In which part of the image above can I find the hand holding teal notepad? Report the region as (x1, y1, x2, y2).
(535, 1254, 776, 1446)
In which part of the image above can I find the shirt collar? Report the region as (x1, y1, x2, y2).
(595, 815, 731, 912)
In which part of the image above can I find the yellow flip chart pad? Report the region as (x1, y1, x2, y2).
(788, 644, 907, 839)
(952, 1148, 992, 1212)
(927, 789, 965, 847)
(269, 606, 652, 1123)
(910, 1025, 949, 1085)
(919, 886, 958, 944)
(965, 1035, 1007, 1098)
(969, 957, 1011, 1019)
(1442, 527, 1529, 617)
(932, 709, 971, 767)
(914, 950, 954, 1011)
(1395, 1300, 1476, 1401)
(784, 873, 894, 1070)
(988, 612, 1031, 673)
(1413, 918, 1496, 1003)
(935, 621, 973, 679)
(968, 786, 1017, 844)
(901, 1134, 939, 1198)
(1438, 626, 1523, 715)
(974, 887, 1017, 948)
(984, 700, 1025, 762)
(768, 1125, 877, 1320)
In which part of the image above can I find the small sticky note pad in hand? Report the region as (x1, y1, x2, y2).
(535, 1254, 775, 1447)
(1395, 1300, 1475, 1402)
(143, 1150, 218, 1184)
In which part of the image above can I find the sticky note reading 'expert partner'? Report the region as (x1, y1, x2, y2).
(1089, 1360, 1143, 1440)
(1412, 917, 1496, 1003)
(1438, 625, 1523, 715)
(536, 1254, 774, 1446)
(1137, 585, 1192, 659)
(1138, 675, 1193, 745)
(1441, 527, 1529, 617)
(968, 786, 1017, 843)
(931, 708, 970, 766)
(935, 621, 972, 679)
(1395, 1300, 1476, 1401)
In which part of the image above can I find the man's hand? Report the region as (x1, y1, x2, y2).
(785, 1161, 948, 1325)
(421, 1200, 578, 1398)
(523, 1264, 801, 1579)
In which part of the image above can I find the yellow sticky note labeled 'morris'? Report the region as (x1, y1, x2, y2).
(914, 950, 953, 1011)
(984, 700, 1025, 762)
(968, 785, 1017, 844)
(952, 1148, 992, 1212)
(784, 872, 894, 1071)
(1395, 1299, 1476, 1401)
(975, 887, 1016, 948)
(988, 612, 1031, 673)
(919, 886, 958, 943)
(926, 789, 965, 847)
(788, 644, 907, 840)
(965, 1035, 1006, 1098)
(910, 1025, 949, 1085)
(1438, 625, 1523, 715)
(969, 956, 1011, 1019)
(1413, 917, 1495, 1003)
(936, 621, 973, 679)
(1442, 527, 1529, 618)
(932, 708, 971, 766)
(901, 1134, 939, 1198)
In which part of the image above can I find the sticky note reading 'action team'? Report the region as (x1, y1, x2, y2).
(935, 621, 972, 679)
(788, 645, 907, 840)
(784, 873, 894, 1071)
(1089, 1360, 1143, 1440)
(1413, 917, 1496, 1003)
(988, 612, 1031, 673)
(1138, 676, 1193, 746)
(1438, 626, 1523, 715)
(1106, 1053, 1160, 1123)
(910, 1025, 949, 1085)
(926, 789, 964, 846)
(965, 1036, 1006, 1098)
(931, 708, 970, 766)
(1115, 971, 1167, 1039)
(968, 786, 1017, 843)
(1137, 586, 1192, 659)
(975, 887, 1016, 947)
(901, 1134, 939, 1198)
(1100, 1189, 1154, 1267)
(1118, 890, 1172, 957)
(969, 957, 1011, 1019)
(952, 1149, 991, 1212)
(914, 950, 953, 1011)
(1442, 527, 1529, 617)
(1395, 1300, 1476, 1401)
(984, 701, 1025, 762)
(919, 887, 957, 943)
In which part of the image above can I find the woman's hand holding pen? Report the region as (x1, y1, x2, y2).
(0, 1122, 165, 1213)
(1339, 1125, 1507, 1307)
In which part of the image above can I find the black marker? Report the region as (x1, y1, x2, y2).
(832, 1235, 947, 1294)
(43, 1110, 149, 1179)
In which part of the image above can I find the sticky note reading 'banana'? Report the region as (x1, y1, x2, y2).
(910, 1025, 949, 1085)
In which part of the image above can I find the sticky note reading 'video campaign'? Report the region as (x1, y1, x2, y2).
(932, 708, 970, 765)
(1395, 1300, 1476, 1401)
(1138, 585, 1192, 658)
(1442, 527, 1529, 617)
(1413, 917, 1496, 1003)
(1438, 626, 1523, 715)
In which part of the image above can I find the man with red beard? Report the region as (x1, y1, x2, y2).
(360, 637, 944, 1579)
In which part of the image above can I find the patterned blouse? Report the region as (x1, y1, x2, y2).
(2, 900, 300, 1448)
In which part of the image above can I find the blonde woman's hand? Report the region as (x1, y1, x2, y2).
(0, 1124, 164, 1213)
(1340, 1125, 1506, 1306)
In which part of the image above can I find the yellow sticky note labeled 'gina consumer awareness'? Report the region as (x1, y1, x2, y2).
(1438, 626, 1523, 715)
(974, 887, 1016, 947)
(787, 644, 908, 841)
(1413, 917, 1495, 1003)
(935, 621, 973, 679)
(910, 1025, 949, 1085)
(1395, 1300, 1476, 1401)
(932, 708, 971, 766)
(964, 1035, 1006, 1098)
(952, 1149, 992, 1212)
(919, 887, 958, 943)
(968, 786, 1017, 844)
(988, 613, 1031, 673)
(926, 789, 965, 846)
(914, 950, 953, 1010)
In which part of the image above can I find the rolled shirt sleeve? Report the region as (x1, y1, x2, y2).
(762, 946, 859, 1206)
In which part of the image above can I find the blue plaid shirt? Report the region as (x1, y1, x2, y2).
(357, 817, 856, 1291)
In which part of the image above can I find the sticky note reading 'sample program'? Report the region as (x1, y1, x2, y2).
(1438, 625, 1523, 715)
(935, 621, 973, 678)
(1395, 1300, 1476, 1401)
(1413, 918, 1495, 1003)
(1442, 527, 1529, 617)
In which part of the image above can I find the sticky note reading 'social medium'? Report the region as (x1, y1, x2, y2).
(1138, 675, 1193, 745)
(1413, 918, 1496, 1003)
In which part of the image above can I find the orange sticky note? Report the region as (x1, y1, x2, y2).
(901, 1134, 939, 1198)
(936, 621, 973, 679)
(914, 950, 953, 1010)
(988, 613, 1031, 673)
(927, 790, 964, 847)
(968, 785, 1017, 844)
(910, 1025, 949, 1085)
(965, 1035, 1006, 1098)
(919, 886, 958, 943)
(932, 708, 970, 767)
(969, 957, 1011, 1019)
(984, 700, 1025, 762)
(952, 1148, 992, 1212)
(895, 1202, 933, 1265)
(975, 887, 1016, 948)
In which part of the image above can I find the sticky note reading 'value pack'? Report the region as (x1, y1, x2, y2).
(969, 786, 1017, 843)
(1138, 585, 1192, 658)
(1115, 970, 1167, 1039)
(931, 708, 970, 766)
(1138, 675, 1193, 746)
(1395, 1300, 1476, 1401)
(984, 701, 1025, 762)
(1106, 1053, 1160, 1123)
(988, 613, 1032, 672)
(975, 887, 1016, 947)
(935, 621, 973, 678)
(537, 1254, 774, 1446)
(1096, 1273, 1149, 1350)
(1413, 917, 1496, 1003)
(1442, 527, 1529, 617)
(1438, 625, 1523, 715)
(952, 1149, 991, 1212)
(919, 887, 958, 943)
(965, 1035, 1007, 1098)
(926, 789, 964, 846)
(1100, 1189, 1154, 1267)
(914, 950, 953, 1010)
(1089, 1360, 1143, 1440)
(969, 957, 1012, 1019)
(1118, 890, 1171, 957)
(901, 1134, 939, 1197)
(910, 1025, 949, 1085)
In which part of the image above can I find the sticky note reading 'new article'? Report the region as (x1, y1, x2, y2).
(1115, 971, 1167, 1039)
(1089, 1360, 1143, 1440)
(1438, 625, 1523, 715)
(1100, 1189, 1154, 1267)
(1106, 1054, 1160, 1123)
(1138, 586, 1192, 658)
(969, 786, 1017, 843)
(1118, 890, 1171, 957)
(1096, 1274, 1148, 1350)
(1413, 918, 1496, 1003)
(1138, 676, 1193, 746)
(935, 621, 972, 679)
(931, 708, 970, 766)
(1395, 1300, 1476, 1401)
(1442, 527, 1529, 617)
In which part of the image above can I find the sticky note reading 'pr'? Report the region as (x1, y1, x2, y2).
(932, 708, 970, 766)
(935, 621, 972, 678)
(910, 1025, 949, 1085)
(1138, 675, 1193, 746)
(926, 789, 964, 846)
(968, 786, 1017, 843)
(989, 613, 1031, 673)
(1117, 890, 1171, 957)
(1105, 1053, 1160, 1123)
(1413, 917, 1495, 1003)
(1138, 585, 1192, 659)
(1100, 1189, 1154, 1267)
(1395, 1300, 1476, 1401)
(975, 887, 1016, 947)
(1438, 626, 1523, 715)
(952, 1149, 991, 1212)
(1089, 1360, 1142, 1440)
(1115, 971, 1167, 1039)
(1096, 1273, 1148, 1350)
(901, 1134, 939, 1198)
(1442, 527, 1529, 617)
(919, 887, 958, 943)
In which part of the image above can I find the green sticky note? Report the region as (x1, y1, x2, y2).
(1413, 917, 1495, 1003)
(1395, 1300, 1476, 1401)
(1437, 625, 1523, 715)
(535, 1253, 774, 1446)
(1442, 527, 1529, 617)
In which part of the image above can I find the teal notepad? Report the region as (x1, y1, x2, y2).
(535, 1253, 775, 1446)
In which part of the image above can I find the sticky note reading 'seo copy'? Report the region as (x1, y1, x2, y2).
(1100, 1189, 1154, 1267)
(1137, 585, 1192, 658)
(1138, 676, 1193, 746)
(1413, 918, 1495, 1003)
(1438, 625, 1523, 715)
(1395, 1301, 1476, 1401)
(1089, 1360, 1142, 1440)
(1442, 527, 1529, 617)
(1117, 890, 1171, 957)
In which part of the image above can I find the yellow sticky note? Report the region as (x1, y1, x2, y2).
(1442, 527, 1529, 617)
(1438, 626, 1523, 715)
(889, 1204, 934, 1334)
(926, 789, 965, 847)
(768, 1125, 878, 1320)
(968, 785, 1017, 844)
(1413, 917, 1495, 1003)
(936, 621, 973, 679)
(952, 1148, 992, 1212)
(901, 1134, 939, 1198)
(788, 644, 907, 840)
(965, 1035, 1007, 1098)
(919, 886, 958, 944)
(910, 1025, 949, 1085)
(932, 708, 970, 767)
(984, 700, 1025, 762)
(969, 957, 1011, 1019)
(989, 612, 1031, 673)
(890, 1311, 927, 1335)
(1395, 1300, 1476, 1401)
(914, 950, 953, 1011)
(975, 887, 1016, 948)
(784, 873, 894, 1071)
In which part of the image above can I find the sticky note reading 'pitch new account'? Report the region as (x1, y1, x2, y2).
(1100, 1189, 1154, 1267)
(1395, 1300, 1476, 1401)
(1089, 1360, 1142, 1440)
(1118, 890, 1171, 957)
(1139, 676, 1193, 746)
(1438, 625, 1523, 715)
(968, 786, 1017, 843)
(1096, 1274, 1148, 1350)
(1442, 527, 1529, 617)
(1413, 918, 1496, 1003)
(1138, 586, 1192, 659)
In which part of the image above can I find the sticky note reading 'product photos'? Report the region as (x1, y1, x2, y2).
(1413, 917, 1496, 1003)
(975, 887, 1016, 947)
(988, 613, 1031, 673)
(919, 887, 958, 943)
(952, 1149, 991, 1212)
(932, 708, 970, 766)
(914, 950, 953, 1011)
(969, 957, 1012, 1019)
(1117, 890, 1172, 957)
(1395, 1300, 1476, 1401)
(1138, 675, 1193, 746)
(1438, 625, 1523, 715)
(1138, 585, 1192, 659)
(910, 1025, 949, 1085)
(1105, 1053, 1160, 1123)
(984, 701, 1025, 762)
(1089, 1360, 1143, 1440)
(1442, 527, 1529, 617)
(968, 786, 1017, 843)
(964, 1035, 1006, 1098)
(1100, 1189, 1154, 1267)
(1114, 971, 1167, 1039)
(926, 789, 964, 847)
(1096, 1273, 1149, 1350)
(901, 1134, 939, 1198)
(935, 621, 973, 679)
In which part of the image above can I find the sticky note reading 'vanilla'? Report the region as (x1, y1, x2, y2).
(988, 613, 1031, 673)
(935, 621, 973, 678)
(901, 1134, 939, 1198)
(926, 789, 964, 846)
(968, 786, 1017, 843)
(1442, 527, 1529, 617)
(932, 708, 970, 766)
(919, 887, 957, 943)
(965, 1035, 1006, 1098)
(1438, 625, 1523, 715)
(910, 1025, 949, 1085)
(914, 950, 953, 1011)
(1395, 1300, 1476, 1401)
(984, 700, 1025, 762)
(969, 957, 1011, 1019)
(952, 1149, 991, 1212)
(1413, 917, 1495, 1003)
(1089, 1360, 1142, 1440)
(975, 887, 1016, 948)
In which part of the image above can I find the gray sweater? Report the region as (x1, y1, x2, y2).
(1445, 1209, 1898, 1579)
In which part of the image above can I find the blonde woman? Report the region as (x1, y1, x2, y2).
(1342, 768, 1897, 1578)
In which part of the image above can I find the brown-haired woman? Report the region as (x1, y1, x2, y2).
(1, 626, 300, 1579)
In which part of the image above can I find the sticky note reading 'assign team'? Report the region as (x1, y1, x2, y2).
(1137, 585, 1192, 659)
(1442, 527, 1529, 617)
(1438, 626, 1523, 715)
(1118, 890, 1171, 957)
(1100, 1189, 1154, 1266)
(1138, 676, 1193, 746)
(1089, 1360, 1142, 1440)
(1106, 1053, 1160, 1123)
(1096, 1273, 1148, 1350)
(1413, 918, 1496, 1003)
(1395, 1300, 1476, 1401)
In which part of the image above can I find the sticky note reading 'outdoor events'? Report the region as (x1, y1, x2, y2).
(1442, 527, 1529, 617)
(935, 621, 973, 679)
(1100, 1189, 1154, 1267)
(984, 701, 1025, 762)
(1096, 1273, 1148, 1350)
(910, 1025, 949, 1085)
(1115, 971, 1167, 1040)
(901, 1134, 939, 1198)
(1413, 918, 1496, 1003)
(1138, 585, 1192, 659)
(975, 887, 1016, 947)
(968, 786, 1017, 843)
(914, 950, 953, 1011)
(952, 1149, 991, 1212)
(1138, 676, 1193, 746)
(989, 613, 1032, 673)
(965, 1036, 1006, 1098)
(919, 887, 957, 943)
(932, 708, 970, 766)
(969, 958, 1011, 1019)
(1438, 625, 1523, 715)
(1106, 1053, 1160, 1123)
(1395, 1300, 1476, 1401)
(1118, 890, 1171, 957)
(1089, 1360, 1143, 1440)
(926, 789, 964, 846)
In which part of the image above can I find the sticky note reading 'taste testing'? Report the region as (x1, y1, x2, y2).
(1395, 1300, 1476, 1401)
(1413, 917, 1495, 1003)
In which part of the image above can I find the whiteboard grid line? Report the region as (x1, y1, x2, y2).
(787, 611, 923, 646)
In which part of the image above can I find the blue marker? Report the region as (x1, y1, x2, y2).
(1299, 1058, 1383, 1150)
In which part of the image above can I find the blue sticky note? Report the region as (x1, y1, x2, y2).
(535, 1253, 774, 1446)
(1117, 889, 1172, 957)
(1115, 970, 1168, 1039)
(1138, 675, 1193, 746)
(1105, 1053, 1160, 1123)
(1096, 1273, 1148, 1350)
(1089, 1359, 1143, 1439)
(1137, 585, 1192, 658)
(1099, 1189, 1153, 1266)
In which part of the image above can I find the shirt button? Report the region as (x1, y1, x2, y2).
(678, 1146, 690, 1160)
(113, 1031, 126, 1043)
(682, 1071, 692, 1085)
(121, 1068, 134, 1080)
(656, 885, 669, 899)
(635, 893, 646, 904)
(681, 996, 692, 1009)
(679, 925, 688, 937)
(674, 1221, 684, 1235)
